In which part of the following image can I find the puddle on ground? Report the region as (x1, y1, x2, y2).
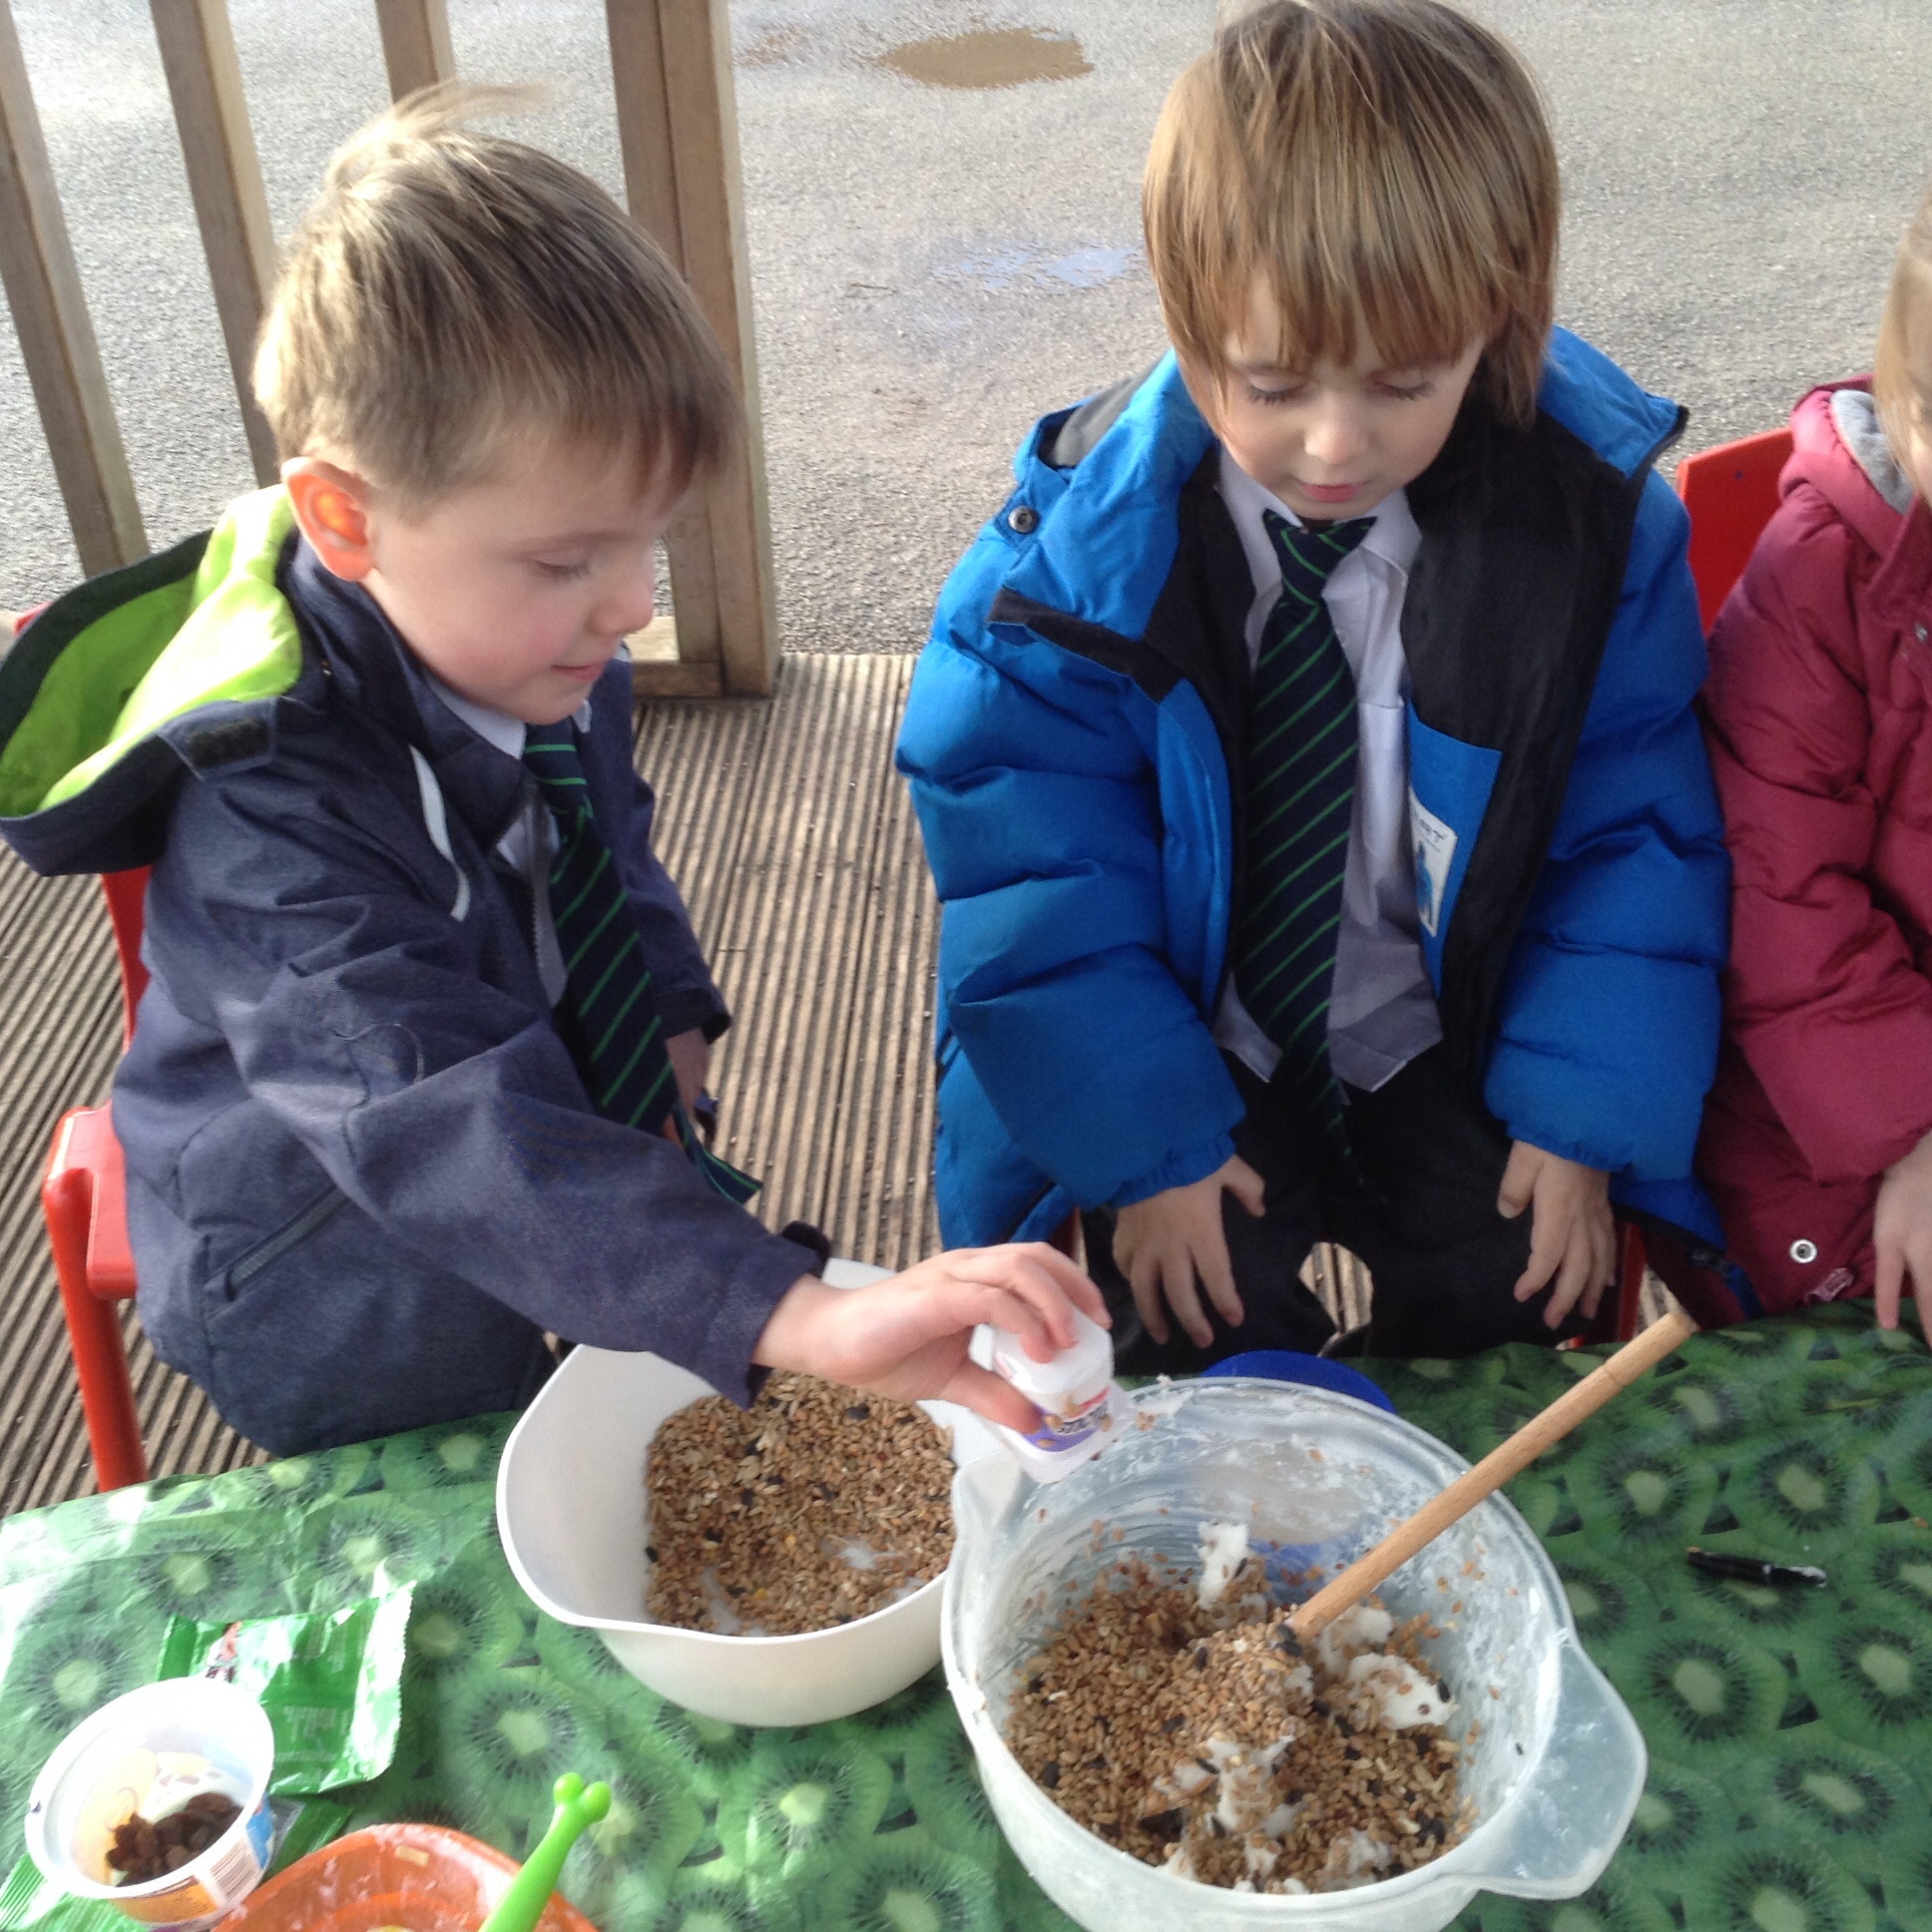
(879, 27, 1093, 90)
(934, 241, 1142, 293)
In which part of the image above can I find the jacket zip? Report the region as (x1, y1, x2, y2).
(1447, 403, 1690, 1075)
(226, 1185, 351, 1296)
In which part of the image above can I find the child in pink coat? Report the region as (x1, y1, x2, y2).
(1698, 187, 1932, 1335)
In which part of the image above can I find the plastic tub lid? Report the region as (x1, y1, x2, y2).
(1200, 1348, 1396, 1413)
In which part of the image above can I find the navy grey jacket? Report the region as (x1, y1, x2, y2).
(0, 489, 817, 1454)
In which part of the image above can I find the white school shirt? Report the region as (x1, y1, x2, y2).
(424, 674, 593, 1005)
(424, 676, 592, 871)
(1210, 450, 1443, 1094)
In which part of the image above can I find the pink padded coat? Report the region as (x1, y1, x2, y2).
(1698, 379, 1932, 1311)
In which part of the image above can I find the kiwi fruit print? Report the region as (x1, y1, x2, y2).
(0, 1311, 1928, 1930)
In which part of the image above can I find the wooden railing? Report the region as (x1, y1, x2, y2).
(0, 0, 778, 696)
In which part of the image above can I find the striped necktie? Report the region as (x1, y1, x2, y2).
(1233, 511, 1373, 1161)
(523, 724, 757, 1206)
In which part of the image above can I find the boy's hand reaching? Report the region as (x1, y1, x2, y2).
(751, 1243, 1111, 1436)
(1874, 1128, 1932, 1339)
(1112, 1156, 1266, 1348)
(1499, 1142, 1616, 1327)
(666, 1028, 710, 1112)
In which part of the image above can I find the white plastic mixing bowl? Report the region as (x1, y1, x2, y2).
(943, 1377, 1645, 1932)
(497, 1262, 1000, 1726)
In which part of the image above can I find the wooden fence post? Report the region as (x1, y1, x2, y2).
(374, 0, 455, 102)
(0, 0, 147, 575)
(148, 0, 279, 486)
(608, 0, 779, 698)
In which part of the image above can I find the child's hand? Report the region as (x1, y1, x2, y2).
(1112, 1157, 1266, 1348)
(666, 1028, 710, 1112)
(1874, 1128, 1932, 1338)
(752, 1244, 1111, 1435)
(1499, 1142, 1616, 1327)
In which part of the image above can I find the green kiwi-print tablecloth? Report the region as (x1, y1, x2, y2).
(1, 1306, 1929, 1931)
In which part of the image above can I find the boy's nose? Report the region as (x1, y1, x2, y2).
(600, 566, 657, 640)
(1303, 405, 1367, 471)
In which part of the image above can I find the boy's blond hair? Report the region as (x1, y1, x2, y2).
(1146, 0, 1559, 430)
(1873, 186, 1932, 472)
(254, 86, 736, 506)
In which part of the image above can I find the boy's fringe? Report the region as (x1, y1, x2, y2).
(254, 83, 737, 506)
(1145, 0, 1559, 430)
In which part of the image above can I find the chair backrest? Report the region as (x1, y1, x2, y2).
(1674, 427, 1794, 633)
(101, 868, 151, 1047)
(11, 615, 151, 1046)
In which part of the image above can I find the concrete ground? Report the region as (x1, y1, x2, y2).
(3, 0, 1930, 651)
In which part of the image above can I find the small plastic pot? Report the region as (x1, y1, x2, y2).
(24, 1677, 275, 1930)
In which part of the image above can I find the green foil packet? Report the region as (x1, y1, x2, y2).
(0, 1857, 126, 1931)
(157, 1587, 413, 1796)
(265, 1795, 353, 1875)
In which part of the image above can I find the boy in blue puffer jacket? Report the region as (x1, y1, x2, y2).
(897, 0, 1729, 1367)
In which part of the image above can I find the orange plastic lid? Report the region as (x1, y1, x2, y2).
(217, 1822, 597, 1932)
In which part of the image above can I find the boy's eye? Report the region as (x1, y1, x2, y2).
(533, 558, 592, 582)
(1376, 378, 1436, 402)
(1243, 382, 1304, 408)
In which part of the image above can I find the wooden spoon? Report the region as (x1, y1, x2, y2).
(1286, 1308, 1696, 1643)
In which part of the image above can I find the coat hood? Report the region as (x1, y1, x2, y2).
(1786, 380, 1912, 551)
(1784, 380, 1932, 629)
(999, 326, 1685, 646)
(0, 489, 308, 875)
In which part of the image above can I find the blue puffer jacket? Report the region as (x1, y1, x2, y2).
(0, 492, 819, 1454)
(898, 331, 1729, 1249)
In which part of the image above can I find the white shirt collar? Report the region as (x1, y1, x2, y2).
(1216, 446, 1422, 580)
(424, 674, 592, 758)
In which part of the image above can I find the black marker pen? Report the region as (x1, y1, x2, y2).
(1686, 1546, 1827, 1589)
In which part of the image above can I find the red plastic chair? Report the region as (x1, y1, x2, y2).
(1594, 1219, 1653, 1344)
(1577, 424, 1799, 1340)
(42, 865, 153, 1490)
(1675, 426, 1794, 633)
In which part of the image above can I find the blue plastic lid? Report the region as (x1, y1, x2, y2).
(1201, 1348, 1396, 1414)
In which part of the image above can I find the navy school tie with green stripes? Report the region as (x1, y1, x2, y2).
(1233, 510, 1374, 1162)
(523, 724, 758, 1206)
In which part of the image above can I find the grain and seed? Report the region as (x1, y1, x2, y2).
(1007, 1555, 1471, 1894)
(645, 1372, 954, 1635)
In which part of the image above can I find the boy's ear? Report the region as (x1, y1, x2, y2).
(283, 457, 377, 582)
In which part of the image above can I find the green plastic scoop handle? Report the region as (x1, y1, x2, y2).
(478, 1772, 612, 1932)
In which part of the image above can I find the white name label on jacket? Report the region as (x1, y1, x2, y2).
(1409, 788, 1457, 937)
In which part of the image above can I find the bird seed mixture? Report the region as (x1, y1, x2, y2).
(1007, 1537, 1472, 1894)
(645, 1372, 955, 1635)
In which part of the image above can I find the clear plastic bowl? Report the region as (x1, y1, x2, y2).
(942, 1377, 1645, 1932)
